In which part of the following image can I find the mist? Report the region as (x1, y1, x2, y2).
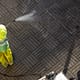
(14, 10, 48, 38)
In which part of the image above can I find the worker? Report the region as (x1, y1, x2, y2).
(0, 24, 13, 67)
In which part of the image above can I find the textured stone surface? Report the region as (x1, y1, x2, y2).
(0, 0, 80, 80)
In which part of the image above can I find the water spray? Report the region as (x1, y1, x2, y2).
(15, 10, 36, 22)
(6, 10, 37, 27)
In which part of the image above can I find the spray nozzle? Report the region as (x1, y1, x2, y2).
(12, 19, 16, 22)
